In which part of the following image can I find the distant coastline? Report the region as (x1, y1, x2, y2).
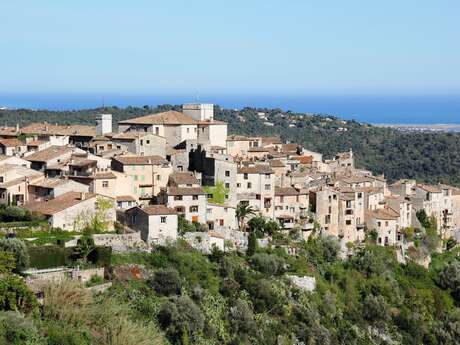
(1, 93, 459, 125)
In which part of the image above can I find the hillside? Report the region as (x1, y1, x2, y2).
(2, 105, 460, 185)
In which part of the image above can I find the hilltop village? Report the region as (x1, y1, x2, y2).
(0, 103, 457, 262)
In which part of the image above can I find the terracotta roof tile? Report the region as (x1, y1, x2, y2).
(113, 155, 168, 166)
(119, 111, 197, 125)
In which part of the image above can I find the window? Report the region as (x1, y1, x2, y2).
(219, 219, 224, 226)
(247, 182, 252, 188)
(328, 196, 332, 203)
(377, 221, 381, 227)
(265, 173, 270, 179)
(174, 195, 183, 201)
(328, 206, 331, 214)
(325, 215, 331, 224)
(192, 195, 199, 200)
(224, 208, 228, 213)
(146, 140, 150, 144)
(160, 216, 167, 223)
(333, 194, 337, 200)
(346, 220, 352, 225)
(102, 180, 109, 188)
(187, 128, 190, 133)
(0, 177, 3, 183)
(190, 206, 199, 212)
(117, 145, 122, 149)
(178, 166, 183, 171)
(225, 170, 230, 177)
(244, 173, 248, 180)
(140, 140, 143, 145)
(207, 193, 213, 198)
(346, 200, 352, 208)
(280, 196, 284, 203)
(155, 127, 160, 135)
(133, 175, 138, 181)
(385, 221, 389, 226)
(156, 175, 161, 181)
(175, 206, 185, 213)
(264, 184, 271, 191)
(225, 183, 230, 189)
(225, 194, 229, 199)
(237, 183, 241, 188)
(357, 192, 363, 198)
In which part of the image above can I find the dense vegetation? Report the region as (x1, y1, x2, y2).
(2, 104, 460, 185)
(2, 234, 460, 344)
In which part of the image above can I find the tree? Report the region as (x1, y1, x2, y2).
(158, 296, 204, 343)
(0, 251, 15, 274)
(0, 238, 29, 272)
(74, 234, 95, 263)
(247, 215, 265, 235)
(236, 203, 255, 231)
(229, 299, 256, 342)
(247, 231, 258, 256)
(150, 268, 182, 296)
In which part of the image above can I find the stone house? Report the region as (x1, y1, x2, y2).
(158, 186, 207, 223)
(366, 207, 401, 246)
(309, 186, 340, 238)
(0, 164, 44, 205)
(109, 132, 167, 157)
(274, 186, 309, 227)
(28, 178, 89, 202)
(111, 155, 172, 201)
(23, 192, 116, 231)
(206, 202, 237, 231)
(118, 110, 198, 147)
(236, 163, 275, 218)
(0, 154, 31, 168)
(226, 135, 261, 157)
(24, 145, 75, 172)
(125, 205, 178, 244)
(0, 138, 27, 156)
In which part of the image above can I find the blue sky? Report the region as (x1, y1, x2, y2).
(1, 0, 459, 95)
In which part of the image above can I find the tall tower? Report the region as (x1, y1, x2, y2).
(182, 103, 214, 121)
(96, 114, 112, 135)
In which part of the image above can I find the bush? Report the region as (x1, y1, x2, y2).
(88, 246, 112, 267)
(250, 253, 285, 275)
(0, 274, 38, 314)
(247, 231, 258, 256)
(0, 311, 45, 344)
(0, 238, 29, 272)
(363, 294, 391, 324)
(29, 246, 72, 269)
(150, 268, 182, 296)
(158, 295, 204, 342)
(229, 299, 256, 340)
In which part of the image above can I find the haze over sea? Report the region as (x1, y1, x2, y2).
(1, 94, 459, 125)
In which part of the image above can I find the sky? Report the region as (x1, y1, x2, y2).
(1, 0, 459, 96)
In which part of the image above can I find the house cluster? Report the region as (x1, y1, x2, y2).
(2, 104, 460, 251)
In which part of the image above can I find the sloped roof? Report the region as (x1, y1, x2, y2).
(168, 187, 206, 196)
(269, 159, 286, 168)
(25, 146, 73, 162)
(140, 205, 177, 215)
(237, 164, 274, 174)
(113, 155, 168, 166)
(168, 172, 199, 186)
(275, 186, 299, 196)
(23, 192, 97, 215)
(21, 123, 96, 137)
(119, 111, 197, 125)
(0, 139, 24, 147)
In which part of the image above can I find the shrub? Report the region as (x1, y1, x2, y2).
(0, 238, 29, 272)
(229, 299, 256, 338)
(0, 274, 38, 314)
(150, 268, 182, 296)
(0, 311, 45, 345)
(250, 253, 285, 275)
(29, 246, 72, 269)
(247, 231, 258, 256)
(88, 246, 112, 267)
(158, 295, 204, 342)
(362, 294, 391, 324)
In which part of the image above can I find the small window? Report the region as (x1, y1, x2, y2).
(146, 140, 150, 144)
(225, 194, 229, 199)
(244, 173, 248, 180)
(192, 195, 199, 200)
(265, 173, 270, 179)
(156, 175, 161, 181)
(140, 140, 143, 145)
(264, 184, 270, 191)
(247, 182, 252, 188)
(174, 195, 183, 201)
(155, 127, 159, 135)
(225, 183, 230, 189)
(225, 170, 230, 177)
(187, 128, 190, 133)
(377, 221, 381, 227)
(346, 220, 352, 225)
(161, 216, 167, 223)
(385, 221, 389, 226)
(190, 206, 199, 212)
(102, 180, 109, 188)
(237, 183, 241, 188)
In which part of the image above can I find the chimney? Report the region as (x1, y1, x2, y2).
(15, 123, 19, 132)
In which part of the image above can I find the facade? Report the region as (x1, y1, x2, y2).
(159, 186, 207, 223)
(125, 205, 178, 244)
(23, 192, 116, 231)
(236, 164, 275, 218)
(206, 203, 237, 231)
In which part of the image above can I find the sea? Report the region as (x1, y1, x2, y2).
(0, 93, 459, 125)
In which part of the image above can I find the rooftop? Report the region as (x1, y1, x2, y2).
(119, 110, 197, 125)
(21, 123, 96, 137)
(25, 146, 73, 162)
(23, 192, 97, 215)
(113, 155, 168, 166)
